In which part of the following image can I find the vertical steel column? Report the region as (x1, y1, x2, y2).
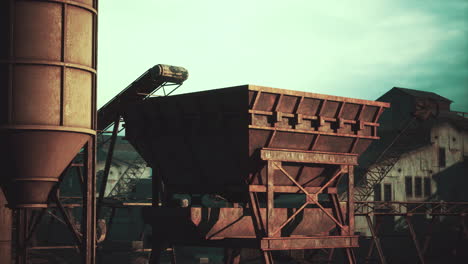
(97, 115, 121, 218)
(345, 165, 356, 264)
(16, 208, 29, 264)
(347, 165, 355, 234)
(264, 160, 278, 264)
(0, 189, 12, 263)
(83, 137, 96, 264)
(266, 160, 277, 238)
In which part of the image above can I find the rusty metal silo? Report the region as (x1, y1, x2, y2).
(0, 0, 97, 208)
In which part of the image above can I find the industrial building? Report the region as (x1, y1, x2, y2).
(357, 87, 468, 209)
(353, 87, 468, 263)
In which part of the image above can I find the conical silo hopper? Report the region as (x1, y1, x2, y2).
(0, 0, 97, 208)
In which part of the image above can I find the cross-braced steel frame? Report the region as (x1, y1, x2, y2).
(15, 137, 97, 264)
(246, 148, 359, 264)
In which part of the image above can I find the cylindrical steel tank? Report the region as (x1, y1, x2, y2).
(0, 0, 97, 208)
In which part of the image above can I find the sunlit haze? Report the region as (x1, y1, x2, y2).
(98, 0, 468, 111)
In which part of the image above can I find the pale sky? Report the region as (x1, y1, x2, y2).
(97, 0, 468, 111)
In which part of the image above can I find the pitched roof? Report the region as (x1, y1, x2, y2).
(392, 87, 453, 102)
(437, 111, 468, 131)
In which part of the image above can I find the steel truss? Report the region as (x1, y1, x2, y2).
(355, 201, 468, 264)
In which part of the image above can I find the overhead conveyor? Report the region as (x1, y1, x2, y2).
(97, 64, 189, 132)
(96, 64, 188, 216)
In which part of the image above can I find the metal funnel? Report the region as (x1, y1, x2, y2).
(0, 128, 92, 208)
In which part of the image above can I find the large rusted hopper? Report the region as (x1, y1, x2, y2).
(0, 0, 97, 208)
(124, 85, 389, 263)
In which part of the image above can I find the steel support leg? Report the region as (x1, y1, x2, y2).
(327, 248, 335, 263)
(422, 215, 437, 258)
(83, 137, 96, 264)
(344, 165, 356, 264)
(97, 115, 120, 218)
(54, 192, 82, 247)
(405, 216, 425, 264)
(16, 208, 29, 264)
(365, 216, 382, 263)
(366, 215, 386, 264)
(224, 248, 241, 264)
(345, 248, 357, 264)
(262, 160, 278, 264)
(262, 251, 274, 264)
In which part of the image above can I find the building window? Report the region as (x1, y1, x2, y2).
(405, 176, 413, 197)
(374, 184, 382, 201)
(424, 178, 431, 197)
(415, 177, 422, 197)
(438, 147, 446, 168)
(384, 184, 392, 201)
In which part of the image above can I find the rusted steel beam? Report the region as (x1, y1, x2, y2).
(249, 185, 337, 193)
(347, 166, 355, 235)
(25, 208, 47, 245)
(261, 148, 358, 164)
(83, 137, 97, 264)
(250, 126, 380, 140)
(266, 161, 277, 237)
(355, 201, 468, 216)
(261, 236, 358, 250)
